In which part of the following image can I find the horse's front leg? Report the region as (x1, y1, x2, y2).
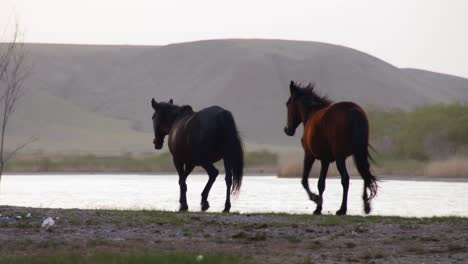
(174, 160, 194, 212)
(313, 160, 330, 215)
(301, 154, 319, 204)
(200, 163, 219, 211)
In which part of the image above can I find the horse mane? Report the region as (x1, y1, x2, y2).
(180, 105, 194, 114)
(295, 83, 332, 108)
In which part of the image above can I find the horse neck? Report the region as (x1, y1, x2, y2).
(300, 104, 328, 124)
(169, 110, 194, 138)
(172, 108, 195, 128)
(176, 106, 194, 120)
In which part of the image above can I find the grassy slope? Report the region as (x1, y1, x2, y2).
(7, 41, 468, 155)
(368, 103, 468, 161)
(8, 89, 153, 155)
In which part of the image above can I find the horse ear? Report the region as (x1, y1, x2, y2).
(151, 98, 158, 110)
(169, 99, 173, 104)
(290, 81, 298, 95)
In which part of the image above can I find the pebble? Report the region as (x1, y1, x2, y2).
(41, 217, 55, 228)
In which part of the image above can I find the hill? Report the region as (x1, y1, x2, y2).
(7, 40, 468, 154)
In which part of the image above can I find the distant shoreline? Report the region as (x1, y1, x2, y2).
(5, 151, 468, 179)
(2, 172, 468, 182)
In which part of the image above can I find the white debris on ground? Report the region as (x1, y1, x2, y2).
(196, 255, 204, 262)
(0, 213, 34, 222)
(41, 217, 55, 228)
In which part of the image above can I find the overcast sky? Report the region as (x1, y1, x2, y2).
(1, 0, 467, 78)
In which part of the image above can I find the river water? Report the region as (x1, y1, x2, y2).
(1, 174, 467, 217)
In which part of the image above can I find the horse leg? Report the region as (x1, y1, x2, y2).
(313, 160, 329, 215)
(363, 188, 370, 214)
(301, 155, 319, 204)
(200, 163, 219, 212)
(336, 158, 350, 215)
(174, 161, 194, 212)
(223, 159, 232, 213)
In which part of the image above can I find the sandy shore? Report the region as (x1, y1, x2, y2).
(0, 206, 467, 263)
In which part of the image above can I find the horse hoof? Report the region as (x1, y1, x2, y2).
(179, 205, 188, 212)
(201, 201, 210, 212)
(364, 203, 371, 214)
(222, 208, 230, 213)
(313, 208, 322, 215)
(336, 209, 347, 216)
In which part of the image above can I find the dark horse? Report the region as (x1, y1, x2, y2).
(151, 98, 243, 212)
(284, 81, 378, 215)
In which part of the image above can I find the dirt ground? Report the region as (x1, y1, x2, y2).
(0, 206, 467, 264)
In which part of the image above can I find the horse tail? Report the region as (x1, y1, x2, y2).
(220, 110, 244, 195)
(349, 109, 378, 214)
(368, 144, 378, 165)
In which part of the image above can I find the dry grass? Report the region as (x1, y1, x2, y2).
(5, 150, 278, 174)
(277, 151, 468, 178)
(424, 157, 468, 178)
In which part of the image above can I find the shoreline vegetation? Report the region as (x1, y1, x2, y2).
(5, 103, 468, 178)
(0, 206, 467, 264)
(4, 151, 468, 178)
(4, 150, 278, 174)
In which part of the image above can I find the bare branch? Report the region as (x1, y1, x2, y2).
(4, 136, 38, 163)
(3, 42, 29, 117)
(0, 22, 18, 81)
(0, 18, 32, 182)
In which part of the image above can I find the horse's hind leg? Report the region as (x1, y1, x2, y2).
(223, 159, 232, 213)
(174, 161, 194, 212)
(301, 155, 319, 204)
(201, 163, 219, 212)
(336, 158, 350, 215)
(314, 160, 329, 215)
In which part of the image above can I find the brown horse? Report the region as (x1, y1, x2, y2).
(284, 81, 378, 215)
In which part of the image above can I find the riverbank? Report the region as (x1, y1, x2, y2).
(278, 156, 468, 179)
(0, 206, 466, 263)
(4, 151, 278, 174)
(5, 152, 468, 178)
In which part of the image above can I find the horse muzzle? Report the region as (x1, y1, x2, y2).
(153, 138, 164, 149)
(284, 126, 295, 136)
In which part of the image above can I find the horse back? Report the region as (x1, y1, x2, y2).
(303, 102, 367, 161)
(169, 106, 228, 165)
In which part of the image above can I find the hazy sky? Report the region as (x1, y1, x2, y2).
(1, 0, 467, 78)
